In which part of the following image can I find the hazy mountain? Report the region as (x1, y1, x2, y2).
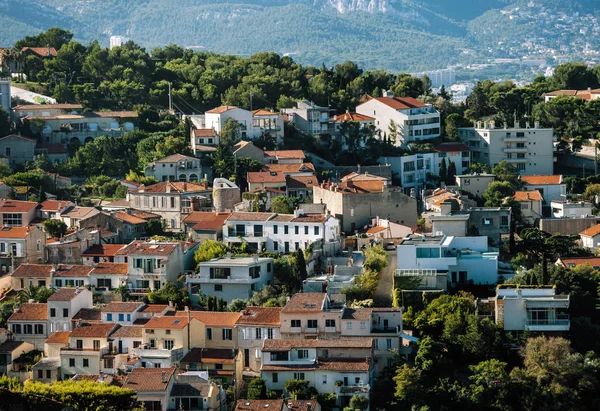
(0, 0, 598, 71)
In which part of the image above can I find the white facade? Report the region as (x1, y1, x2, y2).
(0, 78, 10, 113)
(281, 100, 334, 136)
(581, 233, 600, 250)
(145, 154, 207, 183)
(187, 256, 274, 303)
(455, 174, 495, 196)
(397, 234, 499, 284)
(551, 200, 593, 218)
(356, 92, 441, 146)
(109, 36, 128, 49)
(522, 180, 566, 204)
(47, 288, 93, 333)
(458, 122, 555, 175)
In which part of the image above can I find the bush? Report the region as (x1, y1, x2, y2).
(247, 378, 268, 399)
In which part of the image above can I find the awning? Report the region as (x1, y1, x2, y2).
(400, 332, 419, 343)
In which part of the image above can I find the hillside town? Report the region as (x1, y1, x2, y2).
(2, 28, 600, 411)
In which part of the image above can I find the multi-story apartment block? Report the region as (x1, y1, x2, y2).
(252, 109, 285, 144)
(0, 226, 46, 273)
(222, 210, 341, 255)
(60, 322, 118, 378)
(100, 301, 145, 325)
(260, 338, 373, 408)
(187, 255, 274, 303)
(455, 173, 495, 197)
(312, 174, 418, 233)
(128, 181, 211, 231)
(47, 288, 93, 333)
(114, 240, 189, 296)
(397, 234, 499, 285)
(383, 143, 471, 195)
(458, 121, 555, 175)
(279, 293, 345, 338)
(133, 316, 189, 368)
(144, 154, 210, 183)
(51, 264, 93, 288)
(204, 106, 284, 144)
(282, 100, 335, 136)
(235, 307, 281, 373)
(478, 286, 570, 333)
(38, 200, 75, 220)
(356, 91, 441, 146)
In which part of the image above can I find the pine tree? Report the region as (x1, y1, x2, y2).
(446, 161, 457, 185)
(439, 158, 447, 185)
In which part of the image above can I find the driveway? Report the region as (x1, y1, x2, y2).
(373, 250, 396, 307)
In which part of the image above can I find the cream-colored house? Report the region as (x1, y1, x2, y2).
(513, 190, 543, 225)
(0, 226, 46, 273)
(8, 303, 49, 350)
(47, 288, 94, 333)
(60, 322, 118, 379)
(580, 225, 600, 250)
(180, 348, 243, 394)
(132, 315, 190, 368)
(235, 307, 281, 373)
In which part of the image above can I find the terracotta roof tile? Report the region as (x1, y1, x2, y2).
(262, 163, 316, 174)
(281, 293, 327, 313)
(72, 308, 101, 322)
(70, 323, 117, 338)
(252, 109, 279, 116)
(291, 213, 327, 223)
(513, 190, 543, 202)
(115, 240, 179, 256)
(286, 175, 318, 189)
(226, 212, 275, 222)
(112, 211, 147, 225)
(40, 200, 71, 211)
(235, 307, 281, 326)
(89, 263, 128, 275)
(247, 171, 286, 184)
(110, 325, 143, 338)
(263, 338, 373, 351)
(558, 257, 600, 268)
(183, 212, 231, 230)
(235, 400, 286, 411)
(37, 143, 68, 154)
(47, 288, 85, 302)
(193, 128, 217, 137)
(45, 331, 71, 344)
(22, 46, 58, 57)
(286, 400, 319, 411)
(181, 347, 238, 364)
(11, 264, 53, 278)
(144, 316, 189, 329)
(580, 224, 600, 238)
(177, 311, 240, 327)
(82, 244, 126, 257)
(61, 206, 99, 219)
(52, 265, 93, 278)
(206, 106, 237, 114)
(123, 367, 175, 392)
(154, 154, 198, 163)
(521, 175, 563, 185)
(369, 96, 427, 110)
(0, 226, 36, 239)
(139, 304, 171, 314)
(342, 308, 373, 321)
(0, 199, 37, 213)
(264, 150, 305, 160)
(101, 302, 144, 313)
(262, 358, 370, 372)
(332, 112, 375, 122)
(9, 303, 48, 321)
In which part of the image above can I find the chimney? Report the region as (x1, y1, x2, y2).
(440, 201, 452, 216)
(357, 164, 361, 174)
(161, 371, 167, 383)
(165, 183, 171, 193)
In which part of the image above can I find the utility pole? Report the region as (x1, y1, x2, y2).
(168, 82, 173, 113)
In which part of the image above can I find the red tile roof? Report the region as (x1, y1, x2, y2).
(123, 368, 176, 392)
(513, 190, 543, 202)
(89, 263, 128, 275)
(206, 106, 237, 114)
(521, 175, 563, 185)
(45, 331, 71, 344)
(286, 175, 318, 189)
(40, 200, 71, 211)
(263, 163, 315, 174)
(47, 288, 85, 302)
(154, 154, 198, 163)
(226, 212, 275, 222)
(70, 323, 117, 338)
(52, 265, 93, 278)
(115, 240, 178, 256)
(370, 96, 427, 109)
(252, 109, 279, 116)
(183, 212, 231, 231)
(144, 316, 189, 329)
(558, 256, 600, 268)
(580, 224, 600, 238)
(21, 46, 57, 57)
(262, 358, 370, 372)
(332, 112, 375, 122)
(9, 303, 48, 321)
(0, 226, 36, 239)
(110, 325, 143, 338)
(82, 244, 126, 257)
(102, 302, 144, 313)
(0, 199, 37, 213)
(72, 308, 101, 322)
(193, 128, 217, 137)
(247, 171, 286, 184)
(235, 307, 281, 326)
(11, 264, 53, 278)
(112, 211, 147, 225)
(282, 293, 327, 313)
(181, 347, 238, 364)
(178, 311, 240, 327)
(264, 150, 305, 160)
(263, 338, 373, 350)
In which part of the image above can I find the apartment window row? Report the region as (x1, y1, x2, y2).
(205, 327, 233, 341)
(37, 369, 52, 379)
(273, 225, 320, 236)
(49, 308, 69, 318)
(254, 328, 275, 339)
(54, 279, 85, 287)
(12, 324, 44, 334)
(68, 358, 89, 368)
(106, 313, 132, 322)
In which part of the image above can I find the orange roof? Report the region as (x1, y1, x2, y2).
(370, 96, 427, 110)
(90, 263, 128, 275)
(52, 265, 92, 278)
(580, 224, 600, 238)
(144, 316, 189, 329)
(332, 112, 375, 122)
(513, 190, 543, 202)
(11, 264, 53, 278)
(0, 226, 36, 238)
(21, 47, 57, 57)
(40, 200, 71, 211)
(45, 331, 71, 344)
(178, 311, 240, 327)
(235, 307, 281, 326)
(366, 226, 387, 234)
(183, 212, 231, 230)
(123, 368, 175, 392)
(521, 175, 562, 185)
(206, 105, 237, 114)
(82, 244, 126, 257)
(115, 240, 178, 256)
(70, 323, 117, 338)
(558, 256, 600, 268)
(281, 293, 327, 313)
(264, 150, 305, 159)
(263, 163, 315, 174)
(252, 109, 278, 116)
(247, 171, 286, 184)
(9, 303, 48, 321)
(193, 128, 217, 137)
(286, 175, 318, 189)
(0, 199, 37, 213)
(113, 211, 147, 225)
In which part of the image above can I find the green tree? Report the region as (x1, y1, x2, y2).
(270, 196, 294, 214)
(393, 365, 425, 407)
(492, 160, 521, 187)
(346, 395, 369, 411)
(387, 119, 399, 145)
(439, 157, 447, 183)
(0, 106, 11, 137)
(284, 379, 310, 400)
(446, 160, 457, 185)
(43, 219, 67, 239)
(293, 248, 308, 286)
(247, 378, 268, 400)
(551, 62, 599, 90)
(483, 181, 515, 207)
(194, 240, 227, 267)
(146, 283, 190, 309)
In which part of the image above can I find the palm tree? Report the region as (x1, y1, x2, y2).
(18, 284, 40, 303)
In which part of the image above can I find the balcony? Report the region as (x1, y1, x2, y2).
(132, 346, 184, 361)
(503, 148, 528, 153)
(61, 346, 109, 355)
(339, 384, 370, 396)
(370, 325, 401, 334)
(505, 158, 528, 163)
(525, 318, 570, 332)
(324, 327, 337, 333)
(503, 135, 527, 142)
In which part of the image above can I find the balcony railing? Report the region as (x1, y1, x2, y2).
(61, 346, 109, 354)
(339, 385, 370, 395)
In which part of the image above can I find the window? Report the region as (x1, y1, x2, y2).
(297, 349, 309, 359)
(501, 216, 509, 227)
(118, 314, 124, 322)
(255, 328, 262, 339)
(222, 328, 233, 340)
(235, 224, 245, 236)
(314, 226, 319, 235)
(272, 373, 279, 383)
(267, 328, 274, 339)
(35, 324, 43, 334)
(50, 308, 56, 318)
(325, 319, 335, 328)
(403, 161, 415, 172)
(214, 284, 223, 292)
(463, 179, 470, 186)
(360, 321, 366, 329)
(386, 338, 393, 350)
(271, 352, 288, 361)
(284, 225, 289, 234)
(304, 226, 309, 235)
(106, 313, 113, 321)
(210, 267, 231, 279)
(93, 340, 100, 351)
(2, 213, 22, 226)
(346, 322, 352, 329)
(307, 320, 318, 329)
(295, 226, 299, 235)
(416, 248, 440, 258)
(291, 320, 301, 328)
(267, 263, 271, 272)
(5, 147, 9, 157)
(214, 363, 223, 370)
(37, 370, 43, 379)
(46, 370, 51, 379)
(482, 218, 493, 226)
(249, 266, 261, 279)
(24, 324, 32, 334)
(127, 314, 131, 322)
(12, 324, 21, 334)
(63, 308, 69, 317)
(83, 359, 89, 368)
(166, 329, 171, 335)
(170, 197, 175, 208)
(69, 358, 75, 367)
(164, 340, 174, 350)
(273, 242, 278, 251)
(206, 328, 212, 340)
(254, 225, 263, 237)
(273, 225, 278, 234)
(294, 373, 305, 380)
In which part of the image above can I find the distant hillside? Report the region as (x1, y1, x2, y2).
(0, 0, 598, 71)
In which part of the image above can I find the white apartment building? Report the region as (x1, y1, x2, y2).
(223, 210, 341, 255)
(144, 154, 210, 183)
(204, 106, 284, 144)
(187, 256, 274, 303)
(455, 174, 495, 196)
(397, 234, 499, 284)
(235, 307, 281, 373)
(551, 200, 593, 218)
(521, 175, 566, 203)
(458, 121, 555, 175)
(479, 286, 570, 333)
(47, 288, 93, 333)
(282, 100, 335, 136)
(382, 143, 471, 194)
(356, 91, 441, 146)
